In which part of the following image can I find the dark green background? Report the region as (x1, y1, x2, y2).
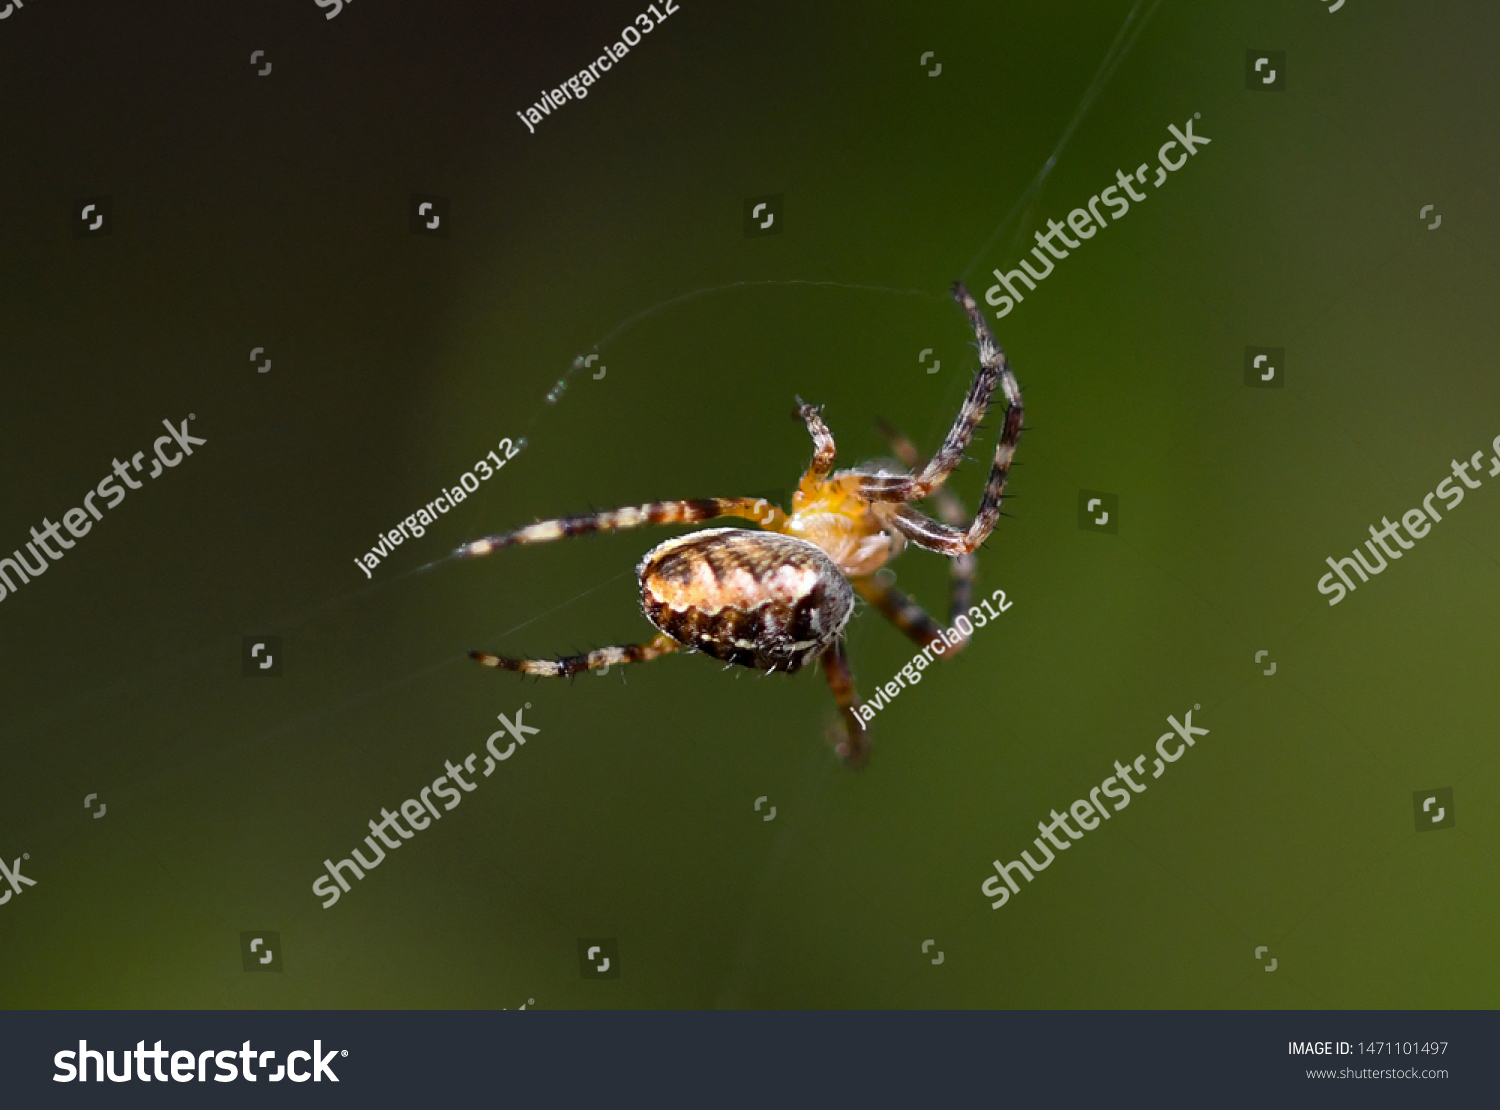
(2, 0, 1496, 1009)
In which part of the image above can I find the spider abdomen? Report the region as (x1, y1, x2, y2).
(638, 528, 854, 674)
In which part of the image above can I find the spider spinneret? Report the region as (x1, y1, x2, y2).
(459, 282, 1024, 766)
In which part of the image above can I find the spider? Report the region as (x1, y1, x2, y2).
(457, 282, 1023, 766)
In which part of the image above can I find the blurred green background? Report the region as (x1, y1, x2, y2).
(1, 0, 1497, 1009)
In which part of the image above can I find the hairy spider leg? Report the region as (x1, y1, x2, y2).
(454, 497, 788, 559)
(858, 282, 1024, 557)
(873, 418, 966, 523)
(851, 576, 956, 653)
(873, 418, 977, 627)
(462, 499, 788, 675)
(821, 638, 870, 766)
(471, 633, 680, 677)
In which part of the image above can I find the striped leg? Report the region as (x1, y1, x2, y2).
(794, 395, 838, 482)
(455, 497, 786, 557)
(822, 639, 870, 766)
(471, 633, 680, 677)
(873, 418, 977, 620)
(858, 283, 1024, 555)
(873, 418, 965, 522)
(853, 577, 970, 657)
(888, 500, 1004, 560)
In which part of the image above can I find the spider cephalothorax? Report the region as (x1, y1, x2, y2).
(459, 282, 1024, 765)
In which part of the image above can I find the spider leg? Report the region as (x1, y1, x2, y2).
(455, 497, 787, 557)
(794, 396, 838, 482)
(471, 632, 680, 677)
(858, 283, 1024, 558)
(821, 639, 870, 766)
(853, 576, 970, 657)
(888, 501, 1007, 561)
(872, 418, 976, 616)
(875, 417, 964, 521)
(947, 532, 976, 616)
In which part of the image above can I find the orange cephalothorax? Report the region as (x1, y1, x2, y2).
(783, 472, 904, 579)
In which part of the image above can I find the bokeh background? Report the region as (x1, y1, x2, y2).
(2, 0, 1497, 1009)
